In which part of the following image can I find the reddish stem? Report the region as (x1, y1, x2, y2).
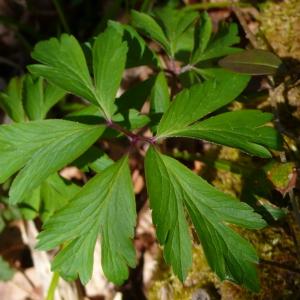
(106, 120, 156, 145)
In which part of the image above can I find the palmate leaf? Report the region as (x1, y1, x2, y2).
(191, 19, 241, 65)
(0, 75, 66, 122)
(0, 76, 25, 122)
(24, 75, 66, 120)
(28, 26, 128, 119)
(37, 156, 136, 285)
(29, 34, 96, 104)
(108, 21, 158, 68)
(162, 110, 282, 158)
(153, 6, 198, 56)
(145, 147, 266, 291)
(192, 12, 212, 58)
(93, 26, 128, 117)
(0, 119, 104, 204)
(156, 70, 250, 138)
(150, 71, 170, 114)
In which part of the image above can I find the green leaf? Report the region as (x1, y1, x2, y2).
(219, 49, 282, 75)
(42, 81, 67, 116)
(93, 26, 128, 118)
(29, 28, 129, 119)
(113, 109, 150, 131)
(145, 149, 192, 280)
(192, 12, 212, 61)
(23, 76, 44, 120)
(150, 72, 170, 113)
(108, 21, 158, 68)
(192, 22, 241, 64)
(51, 226, 98, 284)
(20, 173, 80, 222)
(28, 34, 97, 105)
(20, 187, 41, 220)
(0, 77, 25, 122)
(0, 216, 5, 233)
(168, 110, 282, 158)
(0, 256, 15, 281)
(0, 119, 104, 203)
(37, 156, 136, 285)
(67, 103, 150, 132)
(145, 147, 266, 291)
(72, 146, 114, 172)
(154, 6, 197, 56)
(89, 152, 114, 173)
(131, 10, 170, 54)
(24, 75, 66, 120)
(173, 25, 195, 57)
(157, 71, 250, 138)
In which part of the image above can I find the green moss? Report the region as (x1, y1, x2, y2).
(147, 246, 220, 300)
(222, 217, 300, 300)
(260, 0, 300, 59)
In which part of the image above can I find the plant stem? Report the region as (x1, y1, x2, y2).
(106, 120, 156, 145)
(46, 272, 60, 300)
(52, 0, 70, 33)
(180, 64, 194, 74)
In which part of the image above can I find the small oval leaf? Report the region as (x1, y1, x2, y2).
(219, 49, 282, 75)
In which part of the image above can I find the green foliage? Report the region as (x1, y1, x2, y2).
(29, 34, 97, 105)
(150, 71, 170, 114)
(192, 12, 212, 59)
(108, 20, 158, 68)
(37, 156, 136, 285)
(92, 26, 128, 118)
(0, 6, 284, 293)
(131, 10, 171, 55)
(0, 77, 25, 122)
(0, 120, 104, 203)
(145, 147, 266, 291)
(191, 17, 241, 64)
(24, 75, 66, 120)
(0, 75, 66, 122)
(156, 70, 250, 138)
(167, 110, 282, 158)
(28, 25, 128, 119)
(20, 172, 80, 222)
(153, 6, 198, 56)
(0, 256, 15, 281)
